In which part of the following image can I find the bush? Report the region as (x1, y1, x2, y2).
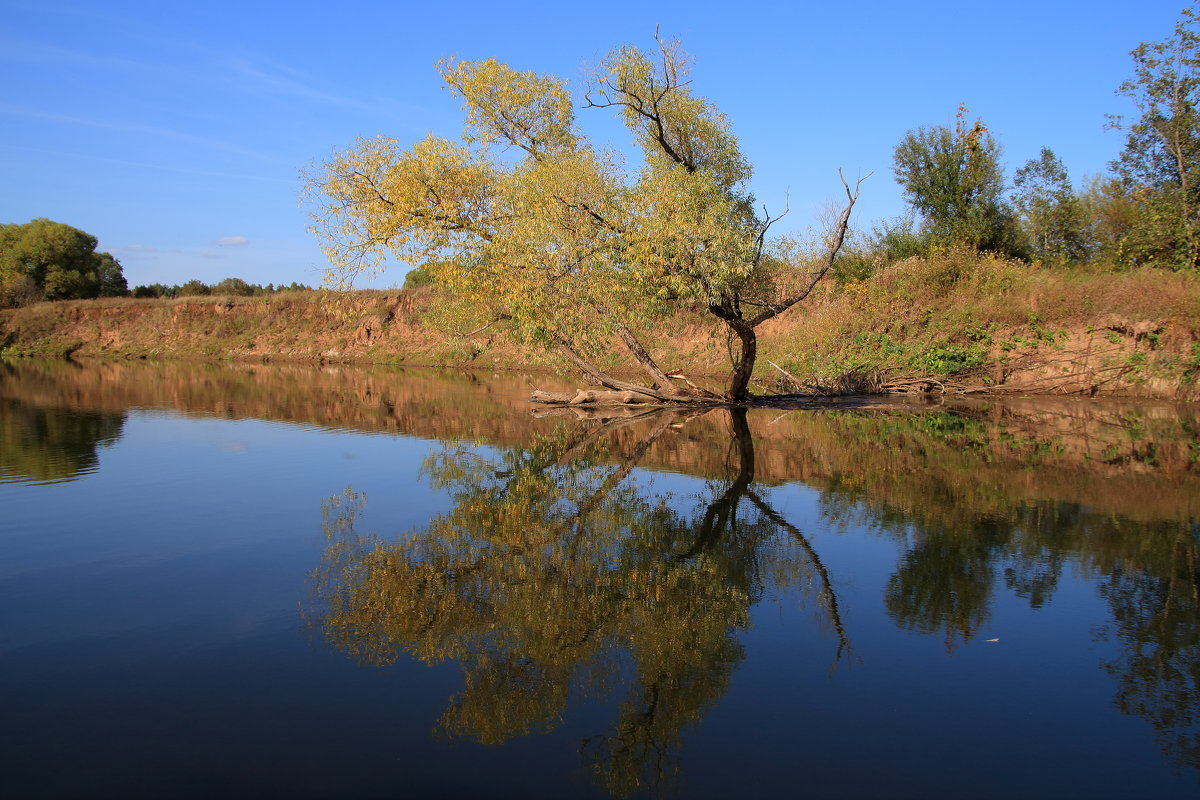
(0, 218, 128, 306)
(212, 277, 255, 296)
(177, 280, 211, 297)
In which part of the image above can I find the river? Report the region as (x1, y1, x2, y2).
(1, 359, 1197, 798)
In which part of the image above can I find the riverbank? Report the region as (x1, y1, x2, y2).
(3, 253, 1199, 400)
(4, 357, 1197, 517)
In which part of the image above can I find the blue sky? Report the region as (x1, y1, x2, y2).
(0, 0, 1188, 289)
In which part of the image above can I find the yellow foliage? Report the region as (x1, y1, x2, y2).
(303, 34, 839, 391)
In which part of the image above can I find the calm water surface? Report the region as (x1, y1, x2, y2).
(1, 359, 1198, 798)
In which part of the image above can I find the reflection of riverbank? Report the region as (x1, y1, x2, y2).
(3, 359, 1199, 518)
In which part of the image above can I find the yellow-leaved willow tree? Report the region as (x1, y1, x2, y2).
(304, 33, 864, 403)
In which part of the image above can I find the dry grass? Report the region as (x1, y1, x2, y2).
(3, 260, 1199, 398)
(760, 249, 1200, 396)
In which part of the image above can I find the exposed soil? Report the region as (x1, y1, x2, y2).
(2, 287, 1198, 401)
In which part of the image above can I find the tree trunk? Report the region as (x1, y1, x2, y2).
(552, 336, 709, 404)
(726, 321, 757, 402)
(614, 323, 676, 390)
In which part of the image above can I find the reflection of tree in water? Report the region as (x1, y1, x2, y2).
(814, 411, 1200, 773)
(1098, 520, 1200, 772)
(0, 396, 125, 484)
(310, 408, 849, 797)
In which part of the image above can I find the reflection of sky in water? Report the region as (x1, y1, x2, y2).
(1, 414, 451, 641)
(0, 381, 1197, 798)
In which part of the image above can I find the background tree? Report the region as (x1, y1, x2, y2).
(1110, 2, 1200, 269)
(892, 106, 1022, 256)
(1013, 147, 1092, 263)
(401, 263, 435, 288)
(212, 277, 255, 296)
(176, 279, 212, 297)
(94, 252, 128, 297)
(0, 218, 128, 306)
(304, 34, 862, 403)
(1080, 174, 1142, 262)
(1109, 3, 1200, 269)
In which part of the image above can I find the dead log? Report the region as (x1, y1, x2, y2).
(530, 390, 577, 404)
(530, 389, 659, 406)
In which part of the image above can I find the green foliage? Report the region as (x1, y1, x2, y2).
(176, 279, 211, 297)
(94, 252, 127, 297)
(0, 218, 127, 307)
(872, 213, 931, 261)
(1110, 3, 1200, 269)
(1187, 342, 1200, 376)
(401, 264, 434, 288)
(821, 328, 989, 379)
(831, 214, 928, 285)
(131, 283, 173, 298)
(892, 106, 1023, 256)
(1014, 147, 1093, 263)
(129, 279, 312, 298)
(212, 277, 255, 297)
(911, 343, 990, 375)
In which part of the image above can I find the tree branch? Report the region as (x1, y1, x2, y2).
(747, 169, 871, 328)
(551, 334, 706, 403)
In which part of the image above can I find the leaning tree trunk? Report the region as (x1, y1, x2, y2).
(533, 172, 866, 408)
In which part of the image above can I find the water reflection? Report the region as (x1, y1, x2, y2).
(879, 506, 1200, 771)
(807, 410, 1200, 772)
(0, 397, 124, 485)
(2, 359, 1199, 792)
(310, 408, 849, 797)
(310, 399, 1200, 788)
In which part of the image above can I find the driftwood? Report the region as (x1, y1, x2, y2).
(530, 389, 659, 406)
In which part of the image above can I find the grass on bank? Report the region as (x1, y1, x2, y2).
(3, 252, 1200, 398)
(763, 248, 1200, 392)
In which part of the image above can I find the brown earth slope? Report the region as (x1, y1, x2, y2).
(3, 258, 1200, 401)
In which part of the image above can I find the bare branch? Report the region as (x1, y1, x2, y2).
(747, 169, 872, 329)
(753, 194, 790, 265)
(454, 314, 512, 338)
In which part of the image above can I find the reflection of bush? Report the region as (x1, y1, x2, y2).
(0, 396, 124, 484)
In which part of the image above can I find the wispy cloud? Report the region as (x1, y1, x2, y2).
(0, 103, 292, 165)
(0, 35, 149, 72)
(226, 56, 372, 111)
(217, 55, 434, 132)
(6, 145, 293, 184)
(3, 26, 431, 133)
(215, 236, 249, 246)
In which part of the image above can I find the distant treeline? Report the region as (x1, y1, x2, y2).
(129, 278, 314, 298)
(2, 218, 315, 308)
